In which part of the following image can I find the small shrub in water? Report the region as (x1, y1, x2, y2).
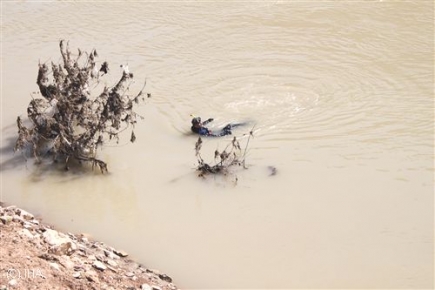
(14, 40, 148, 173)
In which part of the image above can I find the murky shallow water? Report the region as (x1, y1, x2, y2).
(1, 1, 433, 289)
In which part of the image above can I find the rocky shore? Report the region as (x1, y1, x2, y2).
(0, 203, 179, 290)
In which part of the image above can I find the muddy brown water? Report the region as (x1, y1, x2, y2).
(1, 1, 433, 289)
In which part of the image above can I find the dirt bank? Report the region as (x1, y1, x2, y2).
(0, 202, 179, 290)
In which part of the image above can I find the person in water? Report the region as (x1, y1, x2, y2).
(191, 117, 232, 137)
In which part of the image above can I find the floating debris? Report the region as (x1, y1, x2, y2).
(195, 129, 255, 180)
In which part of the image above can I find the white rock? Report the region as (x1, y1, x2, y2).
(16, 208, 34, 220)
(77, 243, 87, 251)
(141, 284, 152, 290)
(43, 229, 69, 246)
(12, 215, 24, 223)
(104, 250, 119, 260)
(106, 265, 118, 273)
(0, 216, 12, 225)
(23, 222, 34, 229)
(43, 229, 76, 255)
(59, 257, 75, 270)
(106, 259, 117, 267)
(93, 260, 107, 271)
(95, 254, 105, 262)
(19, 228, 34, 239)
(70, 241, 77, 251)
(49, 262, 61, 271)
(113, 249, 128, 257)
(51, 242, 76, 255)
(8, 279, 17, 286)
(125, 272, 134, 277)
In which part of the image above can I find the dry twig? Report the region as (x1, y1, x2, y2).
(195, 128, 254, 179)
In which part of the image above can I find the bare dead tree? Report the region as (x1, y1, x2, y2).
(14, 40, 148, 173)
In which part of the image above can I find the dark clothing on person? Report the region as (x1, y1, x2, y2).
(191, 117, 232, 137)
(193, 126, 212, 136)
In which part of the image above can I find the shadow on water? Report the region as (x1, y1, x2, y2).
(0, 135, 26, 173)
(1, 134, 105, 182)
(27, 158, 106, 183)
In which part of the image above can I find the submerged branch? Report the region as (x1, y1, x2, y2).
(195, 128, 255, 180)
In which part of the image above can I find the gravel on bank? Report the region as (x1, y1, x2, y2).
(0, 202, 179, 290)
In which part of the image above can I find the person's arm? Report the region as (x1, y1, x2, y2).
(202, 118, 214, 125)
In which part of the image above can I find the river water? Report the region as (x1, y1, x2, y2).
(1, 1, 433, 289)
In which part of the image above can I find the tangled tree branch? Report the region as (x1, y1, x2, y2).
(195, 128, 255, 179)
(14, 40, 148, 173)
